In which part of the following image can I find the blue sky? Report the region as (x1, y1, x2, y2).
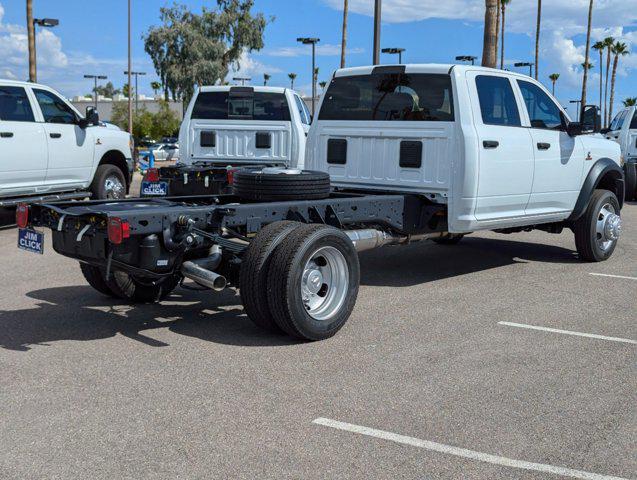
(1, 0, 636, 116)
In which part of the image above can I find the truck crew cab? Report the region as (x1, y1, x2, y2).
(18, 65, 625, 341)
(605, 105, 637, 201)
(0, 80, 134, 206)
(140, 86, 311, 197)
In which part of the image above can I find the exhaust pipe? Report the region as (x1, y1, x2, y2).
(346, 229, 447, 252)
(181, 261, 227, 291)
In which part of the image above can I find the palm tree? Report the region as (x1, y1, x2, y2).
(263, 73, 271, 86)
(27, 0, 36, 81)
(592, 41, 605, 113)
(319, 81, 327, 91)
(288, 73, 297, 90)
(482, 0, 499, 68)
(534, 0, 542, 79)
(603, 36, 615, 126)
(150, 81, 161, 97)
(495, 0, 501, 64)
(500, 0, 511, 69)
(340, 0, 348, 69)
(623, 97, 637, 107)
(579, 0, 593, 121)
(608, 41, 629, 124)
(549, 73, 560, 96)
(581, 61, 594, 71)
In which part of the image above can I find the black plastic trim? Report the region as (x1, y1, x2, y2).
(399, 141, 423, 168)
(371, 65, 406, 75)
(256, 132, 272, 149)
(200, 131, 216, 147)
(327, 139, 347, 164)
(568, 158, 625, 221)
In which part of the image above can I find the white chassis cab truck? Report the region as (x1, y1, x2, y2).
(0, 80, 134, 207)
(19, 65, 625, 341)
(605, 105, 637, 200)
(140, 86, 311, 197)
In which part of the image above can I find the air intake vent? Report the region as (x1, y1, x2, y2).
(327, 139, 347, 164)
(256, 132, 272, 149)
(200, 131, 216, 147)
(400, 141, 422, 168)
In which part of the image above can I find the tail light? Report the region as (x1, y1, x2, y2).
(146, 168, 160, 182)
(16, 204, 29, 228)
(107, 217, 130, 245)
(227, 168, 239, 185)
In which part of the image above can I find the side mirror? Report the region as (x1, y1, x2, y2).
(581, 105, 601, 133)
(83, 106, 100, 128)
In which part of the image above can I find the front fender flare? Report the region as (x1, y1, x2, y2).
(568, 158, 625, 221)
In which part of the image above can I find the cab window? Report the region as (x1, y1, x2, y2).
(0, 86, 35, 122)
(33, 89, 77, 124)
(630, 110, 637, 129)
(294, 95, 311, 124)
(192, 91, 291, 121)
(517, 80, 564, 130)
(475, 75, 521, 127)
(609, 110, 627, 131)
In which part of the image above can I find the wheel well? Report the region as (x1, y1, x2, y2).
(99, 150, 130, 187)
(596, 170, 624, 208)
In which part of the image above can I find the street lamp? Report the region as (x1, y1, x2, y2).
(569, 100, 582, 121)
(31, 18, 59, 82)
(297, 37, 320, 116)
(514, 62, 534, 77)
(382, 48, 405, 64)
(456, 55, 477, 65)
(123, 70, 146, 114)
(233, 76, 251, 86)
(83, 74, 107, 111)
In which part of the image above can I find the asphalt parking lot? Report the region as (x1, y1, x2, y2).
(0, 201, 635, 480)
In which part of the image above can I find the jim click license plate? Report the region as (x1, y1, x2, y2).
(141, 181, 168, 196)
(18, 228, 44, 254)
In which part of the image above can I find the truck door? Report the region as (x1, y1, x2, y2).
(32, 88, 94, 189)
(0, 85, 47, 195)
(627, 108, 637, 159)
(515, 79, 584, 214)
(468, 73, 534, 221)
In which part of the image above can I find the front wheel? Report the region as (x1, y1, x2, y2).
(573, 189, 622, 262)
(90, 164, 127, 200)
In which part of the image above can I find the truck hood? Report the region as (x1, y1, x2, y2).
(579, 134, 622, 166)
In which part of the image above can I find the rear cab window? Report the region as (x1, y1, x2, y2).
(192, 90, 291, 121)
(475, 75, 521, 127)
(319, 72, 454, 121)
(0, 86, 35, 122)
(630, 110, 637, 130)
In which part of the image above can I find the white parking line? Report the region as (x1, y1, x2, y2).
(589, 273, 637, 281)
(312, 417, 629, 480)
(498, 322, 637, 345)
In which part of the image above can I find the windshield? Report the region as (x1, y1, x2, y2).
(319, 73, 454, 121)
(192, 91, 291, 121)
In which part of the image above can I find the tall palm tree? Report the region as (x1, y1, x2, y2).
(603, 36, 615, 126)
(495, 0, 501, 65)
(534, 0, 542, 79)
(340, 0, 348, 69)
(623, 97, 637, 107)
(549, 73, 560, 96)
(581, 61, 594, 71)
(150, 81, 161, 97)
(608, 41, 629, 124)
(482, 0, 499, 68)
(27, 0, 36, 82)
(592, 41, 605, 113)
(579, 0, 593, 121)
(500, 0, 511, 69)
(319, 81, 327, 92)
(263, 73, 271, 86)
(288, 73, 297, 90)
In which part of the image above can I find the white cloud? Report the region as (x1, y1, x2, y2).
(265, 44, 365, 58)
(324, 0, 484, 23)
(227, 50, 283, 83)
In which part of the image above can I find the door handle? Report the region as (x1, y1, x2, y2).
(0, 132, 13, 138)
(50, 133, 62, 139)
(483, 140, 499, 149)
(537, 142, 551, 150)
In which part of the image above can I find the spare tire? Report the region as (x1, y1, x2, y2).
(232, 168, 331, 201)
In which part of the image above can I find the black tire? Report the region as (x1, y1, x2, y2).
(90, 164, 127, 200)
(573, 189, 621, 262)
(79, 262, 116, 297)
(232, 169, 330, 201)
(624, 163, 637, 201)
(239, 221, 302, 333)
(433, 234, 464, 245)
(105, 271, 180, 303)
(267, 224, 360, 341)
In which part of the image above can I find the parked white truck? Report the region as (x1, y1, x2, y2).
(19, 65, 624, 341)
(140, 85, 311, 197)
(0, 80, 134, 207)
(605, 105, 637, 200)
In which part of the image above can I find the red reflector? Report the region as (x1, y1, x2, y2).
(227, 168, 238, 185)
(107, 217, 130, 245)
(146, 168, 160, 182)
(16, 204, 29, 228)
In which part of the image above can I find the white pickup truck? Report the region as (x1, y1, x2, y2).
(140, 85, 311, 197)
(0, 80, 134, 207)
(20, 64, 625, 341)
(606, 105, 637, 200)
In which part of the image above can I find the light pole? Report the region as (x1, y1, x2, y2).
(382, 48, 405, 64)
(83, 74, 107, 111)
(569, 100, 582, 121)
(514, 62, 534, 77)
(456, 55, 477, 65)
(124, 70, 146, 114)
(31, 18, 59, 82)
(233, 76, 251, 86)
(127, 0, 132, 135)
(373, 0, 382, 65)
(263, 74, 271, 86)
(297, 37, 320, 116)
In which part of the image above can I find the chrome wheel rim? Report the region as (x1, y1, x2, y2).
(301, 246, 349, 321)
(104, 175, 125, 199)
(595, 202, 621, 252)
